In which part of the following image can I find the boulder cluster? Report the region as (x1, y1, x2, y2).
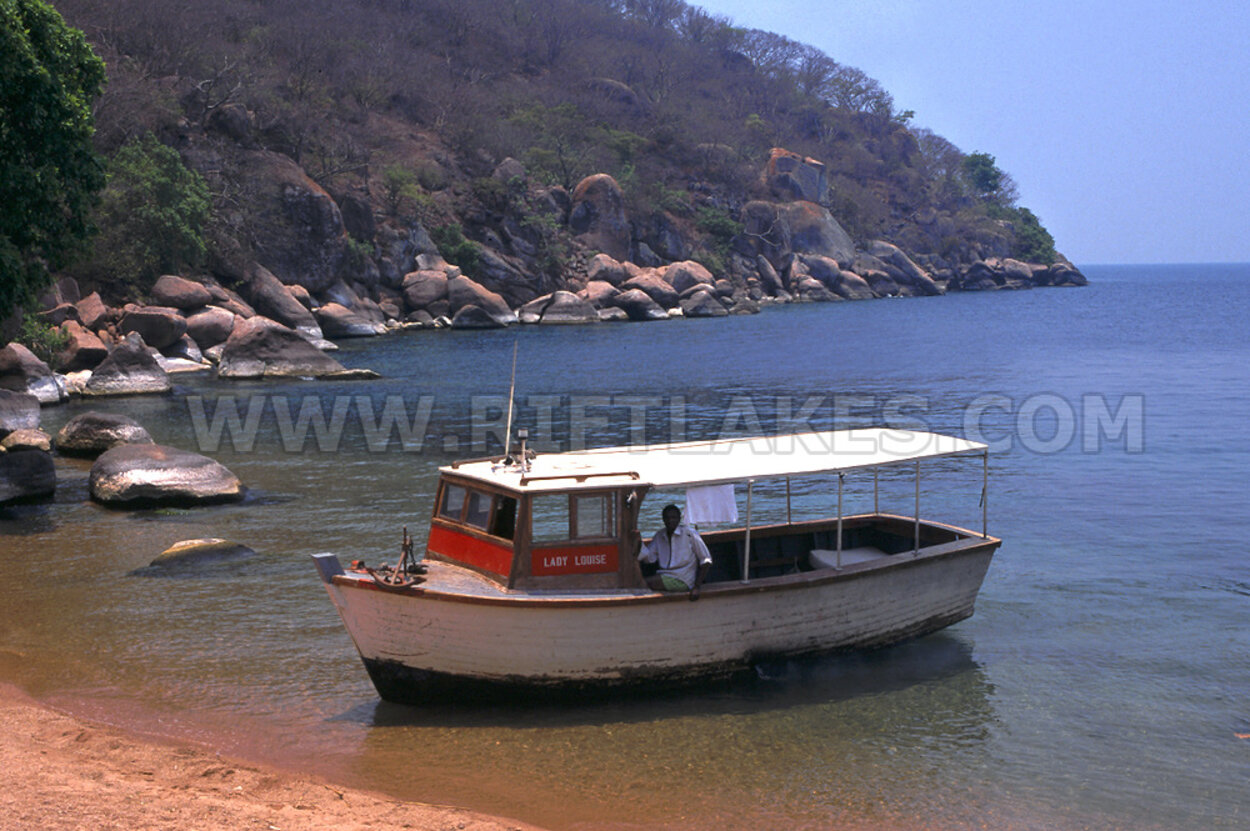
(0, 401, 243, 509)
(17, 146, 1086, 379)
(15, 265, 388, 404)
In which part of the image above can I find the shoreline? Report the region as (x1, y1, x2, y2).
(0, 682, 544, 831)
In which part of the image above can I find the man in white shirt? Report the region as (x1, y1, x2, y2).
(639, 504, 712, 599)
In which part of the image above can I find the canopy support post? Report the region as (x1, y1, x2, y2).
(873, 467, 879, 515)
(741, 479, 754, 584)
(836, 472, 844, 570)
(786, 477, 792, 525)
(982, 451, 989, 539)
(913, 460, 921, 556)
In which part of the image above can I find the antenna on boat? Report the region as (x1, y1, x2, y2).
(502, 337, 519, 464)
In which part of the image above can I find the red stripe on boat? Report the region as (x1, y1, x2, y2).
(427, 524, 513, 577)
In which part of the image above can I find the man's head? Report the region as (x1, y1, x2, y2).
(662, 504, 681, 533)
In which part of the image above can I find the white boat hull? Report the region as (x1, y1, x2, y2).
(316, 536, 997, 702)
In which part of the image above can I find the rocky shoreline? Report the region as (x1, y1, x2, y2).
(3, 144, 1084, 510)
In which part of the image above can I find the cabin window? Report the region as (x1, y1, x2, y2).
(572, 493, 614, 538)
(530, 492, 616, 543)
(439, 483, 467, 520)
(464, 489, 492, 530)
(438, 481, 517, 541)
(490, 496, 517, 540)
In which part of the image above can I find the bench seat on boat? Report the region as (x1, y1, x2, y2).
(809, 546, 891, 569)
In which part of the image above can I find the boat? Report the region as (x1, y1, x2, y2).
(312, 427, 1001, 703)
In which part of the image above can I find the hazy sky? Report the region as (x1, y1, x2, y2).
(696, 0, 1250, 265)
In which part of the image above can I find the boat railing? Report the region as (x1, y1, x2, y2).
(519, 470, 640, 485)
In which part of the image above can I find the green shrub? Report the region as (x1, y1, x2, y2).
(429, 224, 482, 278)
(90, 133, 210, 298)
(16, 317, 70, 371)
(1010, 207, 1057, 264)
(381, 164, 420, 217)
(694, 206, 743, 242)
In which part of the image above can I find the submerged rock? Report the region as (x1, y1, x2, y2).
(149, 538, 256, 568)
(89, 444, 243, 507)
(55, 411, 154, 457)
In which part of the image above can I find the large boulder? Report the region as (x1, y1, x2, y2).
(585, 254, 631, 287)
(400, 269, 449, 311)
(579, 281, 620, 309)
(55, 411, 155, 457)
(621, 271, 680, 309)
(610, 288, 668, 321)
(741, 201, 855, 271)
(217, 320, 347, 378)
(230, 150, 352, 293)
(765, 147, 828, 204)
(663, 261, 715, 294)
(57, 320, 109, 372)
(89, 444, 243, 506)
(0, 342, 64, 404)
(955, 260, 1001, 291)
(867, 241, 943, 296)
(569, 174, 630, 262)
(518, 291, 600, 325)
(803, 256, 876, 300)
(638, 212, 689, 261)
(313, 302, 386, 337)
(446, 276, 517, 325)
(450, 305, 507, 330)
(204, 283, 256, 318)
(999, 258, 1036, 289)
(185, 306, 237, 350)
(243, 263, 324, 341)
(679, 289, 729, 318)
(151, 275, 212, 310)
(756, 256, 786, 295)
(0, 390, 40, 437)
(83, 335, 171, 396)
(0, 449, 56, 505)
(472, 246, 536, 308)
(119, 306, 187, 350)
(75, 291, 112, 330)
(1047, 261, 1087, 287)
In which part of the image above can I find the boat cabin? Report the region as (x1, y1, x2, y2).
(426, 428, 991, 593)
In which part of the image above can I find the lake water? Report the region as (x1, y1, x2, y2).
(2, 264, 1247, 829)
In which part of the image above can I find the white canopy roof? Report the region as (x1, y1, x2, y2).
(444, 428, 987, 493)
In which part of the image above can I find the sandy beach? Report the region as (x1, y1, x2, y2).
(0, 683, 544, 831)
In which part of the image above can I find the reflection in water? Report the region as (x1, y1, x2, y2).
(343, 637, 997, 830)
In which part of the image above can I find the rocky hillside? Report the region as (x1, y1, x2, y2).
(42, 0, 1083, 332)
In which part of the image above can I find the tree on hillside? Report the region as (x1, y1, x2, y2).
(0, 0, 106, 321)
(89, 133, 211, 297)
(962, 152, 1003, 199)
